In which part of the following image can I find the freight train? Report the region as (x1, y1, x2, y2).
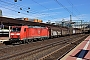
(4, 26, 82, 44)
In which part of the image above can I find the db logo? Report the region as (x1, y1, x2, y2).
(38, 30, 40, 34)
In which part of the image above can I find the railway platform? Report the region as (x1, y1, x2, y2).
(61, 35, 90, 60)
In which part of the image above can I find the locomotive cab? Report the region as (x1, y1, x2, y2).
(9, 26, 28, 43)
(10, 26, 21, 43)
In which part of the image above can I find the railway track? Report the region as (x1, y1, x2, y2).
(42, 35, 88, 60)
(0, 34, 89, 60)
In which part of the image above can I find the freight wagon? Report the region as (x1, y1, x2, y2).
(73, 28, 82, 34)
(61, 28, 69, 36)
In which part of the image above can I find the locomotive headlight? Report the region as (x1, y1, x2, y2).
(16, 33, 20, 35)
(10, 33, 14, 35)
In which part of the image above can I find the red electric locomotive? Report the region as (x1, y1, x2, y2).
(9, 26, 50, 43)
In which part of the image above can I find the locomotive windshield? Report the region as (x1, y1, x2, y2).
(11, 27, 21, 32)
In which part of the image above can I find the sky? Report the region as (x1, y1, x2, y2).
(0, 0, 90, 23)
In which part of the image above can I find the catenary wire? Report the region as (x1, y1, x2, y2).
(0, 0, 63, 21)
(54, 0, 80, 20)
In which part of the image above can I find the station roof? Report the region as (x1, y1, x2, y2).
(0, 17, 68, 30)
(0, 17, 56, 26)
